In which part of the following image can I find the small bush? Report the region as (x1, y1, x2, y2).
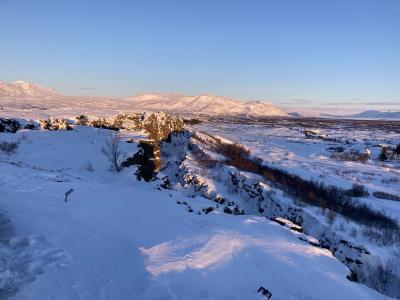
(212, 140, 255, 171)
(362, 226, 398, 245)
(373, 191, 400, 202)
(39, 119, 52, 130)
(75, 115, 89, 125)
(346, 183, 369, 197)
(379, 148, 389, 161)
(39, 118, 72, 131)
(396, 144, 400, 155)
(0, 141, 19, 154)
(83, 160, 94, 172)
(90, 118, 119, 131)
(160, 176, 171, 189)
(331, 150, 369, 162)
(224, 207, 233, 214)
(112, 113, 142, 130)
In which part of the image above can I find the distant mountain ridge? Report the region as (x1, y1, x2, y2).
(284, 109, 400, 120)
(0, 80, 288, 117)
(350, 110, 400, 119)
(315, 110, 400, 120)
(0, 80, 63, 97)
(126, 93, 288, 117)
(4, 80, 397, 120)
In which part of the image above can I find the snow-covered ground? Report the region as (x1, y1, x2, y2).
(193, 120, 400, 220)
(0, 125, 392, 299)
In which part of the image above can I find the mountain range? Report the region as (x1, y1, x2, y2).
(350, 110, 400, 119)
(0, 80, 288, 118)
(126, 93, 287, 117)
(0, 80, 399, 119)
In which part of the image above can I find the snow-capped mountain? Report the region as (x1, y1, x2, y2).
(126, 93, 288, 117)
(0, 81, 288, 118)
(282, 108, 400, 120)
(350, 110, 400, 120)
(0, 80, 62, 97)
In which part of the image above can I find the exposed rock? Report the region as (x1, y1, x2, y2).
(0, 118, 38, 133)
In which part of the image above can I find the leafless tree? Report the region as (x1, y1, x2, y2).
(102, 133, 122, 172)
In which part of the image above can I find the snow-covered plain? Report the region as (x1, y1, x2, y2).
(193, 119, 400, 220)
(187, 118, 400, 299)
(0, 124, 391, 300)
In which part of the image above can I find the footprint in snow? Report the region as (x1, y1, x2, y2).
(0, 229, 67, 299)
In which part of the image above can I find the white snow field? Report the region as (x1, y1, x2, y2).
(193, 120, 400, 220)
(0, 125, 390, 300)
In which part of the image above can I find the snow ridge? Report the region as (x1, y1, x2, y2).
(0, 81, 62, 97)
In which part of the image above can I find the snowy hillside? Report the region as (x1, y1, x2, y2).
(126, 93, 288, 117)
(0, 81, 287, 118)
(0, 120, 390, 300)
(0, 81, 62, 97)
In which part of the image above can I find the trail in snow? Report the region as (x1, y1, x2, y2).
(0, 210, 67, 299)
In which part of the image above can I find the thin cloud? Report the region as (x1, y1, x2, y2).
(277, 98, 317, 105)
(77, 87, 98, 90)
(325, 101, 399, 106)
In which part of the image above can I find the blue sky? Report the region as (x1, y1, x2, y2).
(0, 0, 399, 109)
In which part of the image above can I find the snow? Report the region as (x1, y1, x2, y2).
(192, 121, 400, 219)
(1, 80, 398, 120)
(187, 119, 400, 296)
(0, 125, 390, 299)
(1, 88, 399, 298)
(126, 93, 289, 117)
(0, 81, 62, 97)
(0, 80, 288, 118)
(350, 110, 400, 120)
